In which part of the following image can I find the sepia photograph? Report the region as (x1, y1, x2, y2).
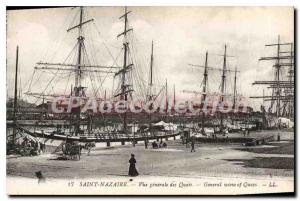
(6, 6, 294, 195)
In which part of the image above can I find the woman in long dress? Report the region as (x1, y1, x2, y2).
(128, 154, 139, 176)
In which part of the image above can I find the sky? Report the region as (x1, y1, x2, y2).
(6, 6, 294, 110)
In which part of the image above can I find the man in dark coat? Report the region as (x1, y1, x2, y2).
(144, 139, 148, 149)
(128, 154, 139, 176)
(191, 140, 196, 152)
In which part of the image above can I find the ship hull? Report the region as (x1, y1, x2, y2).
(17, 126, 181, 144)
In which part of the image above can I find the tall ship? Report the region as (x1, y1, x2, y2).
(7, 7, 180, 150)
(251, 35, 294, 128)
(184, 45, 254, 135)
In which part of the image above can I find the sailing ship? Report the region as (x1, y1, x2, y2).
(251, 35, 294, 128)
(184, 45, 253, 135)
(8, 7, 181, 148)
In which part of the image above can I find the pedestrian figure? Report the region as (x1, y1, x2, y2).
(159, 141, 163, 148)
(128, 154, 139, 177)
(191, 140, 196, 152)
(35, 171, 45, 183)
(162, 142, 167, 148)
(181, 136, 184, 144)
(152, 141, 158, 149)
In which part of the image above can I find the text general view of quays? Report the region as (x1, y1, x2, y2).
(6, 6, 294, 195)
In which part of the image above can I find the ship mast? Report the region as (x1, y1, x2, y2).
(202, 51, 208, 102)
(201, 51, 208, 129)
(147, 40, 154, 102)
(231, 66, 237, 124)
(220, 45, 227, 129)
(75, 7, 83, 92)
(115, 7, 133, 134)
(276, 36, 281, 117)
(148, 41, 154, 136)
(12, 46, 19, 144)
(74, 7, 84, 135)
(288, 43, 294, 118)
(233, 66, 237, 110)
(150, 40, 154, 96)
(173, 84, 176, 109)
(165, 79, 168, 113)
